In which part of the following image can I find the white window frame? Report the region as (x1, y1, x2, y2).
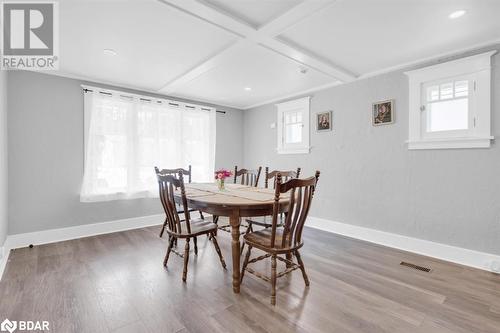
(276, 96, 311, 154)
(405, 51, 496, 150)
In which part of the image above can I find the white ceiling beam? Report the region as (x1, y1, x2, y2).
(258, 0, 333, 37)
(259, 36, 355, 82)
(158, 40, 242, 94)
(157, 0, 357, 93)
(157, 0, 255, 38)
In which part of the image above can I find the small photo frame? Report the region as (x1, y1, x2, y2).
(316, 111, 332, 131)
(372, 100, 394, 126)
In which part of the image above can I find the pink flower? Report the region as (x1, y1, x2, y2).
(215, 169, 232, 180)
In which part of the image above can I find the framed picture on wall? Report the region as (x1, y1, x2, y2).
(372, 100, 394, 126)
(316, 111, 332, 131)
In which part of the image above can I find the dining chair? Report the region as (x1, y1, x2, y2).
(233, 166, 262, 186)
(241, 167, 301, 254)
(157, 171, 226, 282)
(155, 166, 204, 238)
(240, 171, 320, 305)
(213, 166, 262, 236)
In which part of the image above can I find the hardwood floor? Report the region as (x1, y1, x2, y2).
(0, 219, 499, 333)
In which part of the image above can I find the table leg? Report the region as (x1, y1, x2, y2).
(230, 214, 241, 293)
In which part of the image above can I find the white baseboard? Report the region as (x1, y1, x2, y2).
(307, 217, 500, 273)
(0, 245, 7, 281)
(5, 214, 164, 250)
(0, 214, 164, 280)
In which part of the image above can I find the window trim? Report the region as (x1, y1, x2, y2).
(276, 96, 311, 154)
(405, 51, 496, 150)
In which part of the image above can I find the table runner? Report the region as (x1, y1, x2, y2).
(184, 183, 289, 202)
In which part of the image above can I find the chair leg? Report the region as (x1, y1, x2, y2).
(193, 237, 198, 255)
(295, 250, 310, 286)
(163, 236, 174, 267)
(211, 233, 226, 269)
(286, 252, 292, 268)
(159, 218, 168, 238)
(182, 238, 190, 282)
(240, 244, 252, 283)
(271, 254, 277, 305)
(240, 223, 252, 255)
(213, 216, 219, 236)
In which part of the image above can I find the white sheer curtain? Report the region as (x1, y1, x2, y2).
(80, 87, 216, 202)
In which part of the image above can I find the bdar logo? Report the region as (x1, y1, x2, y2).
(0, 319, 17, 333)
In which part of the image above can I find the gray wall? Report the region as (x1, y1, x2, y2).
(243, 50, 500, 255)
(7, 71, 243, 235)
(0, 70, 7, 248)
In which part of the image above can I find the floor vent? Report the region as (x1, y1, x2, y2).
(400, 261, 431, 272)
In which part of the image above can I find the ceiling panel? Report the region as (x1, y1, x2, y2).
(201, 0, 302, 28)
(58, 0, 237, 91)
(166, 42, 335, 109)
(280, 0, 500, 76)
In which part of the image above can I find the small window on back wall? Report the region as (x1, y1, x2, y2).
(423, 76, 471, 136)
(406, 51, 496, 149)
(276, 97, 310, 154)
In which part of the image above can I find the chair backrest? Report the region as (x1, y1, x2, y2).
(156, 171, 191, 234)
(264, 167, 301, 189)
(233, 166, 262, 187)
(154, 165, 192, 183)
(269, 171, 320, 249)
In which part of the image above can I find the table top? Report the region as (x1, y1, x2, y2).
(177, 183, 290, 207)
(174, 183, 291, 217)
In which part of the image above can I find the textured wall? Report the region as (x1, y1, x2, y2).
(0, 70, 7, 248)
(7, 71, 243, 235)
(243, 50, 500, 255)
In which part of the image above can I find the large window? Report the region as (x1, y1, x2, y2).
(276, 97, 310, 154)
(405, 51, 495, 149)
(80, 86, 216, 202)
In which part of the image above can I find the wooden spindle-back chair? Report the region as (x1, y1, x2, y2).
(233, 166, 262, 186)
(242, 167, 301, 254)
(264, 167, 301, 188)
(155, 166, 204, 238)
(157, 172, 226, 282)
(213, 166, 262, 235)
(240, 171, 320, 305)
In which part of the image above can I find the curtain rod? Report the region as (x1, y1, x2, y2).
(82, 88, 226, 114)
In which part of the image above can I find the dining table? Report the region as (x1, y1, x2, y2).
(174, 182, 291, 293)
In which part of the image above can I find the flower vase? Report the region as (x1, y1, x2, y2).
(217, 178, 225, 191)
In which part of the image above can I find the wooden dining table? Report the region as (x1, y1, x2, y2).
(174, 182, 290, 293)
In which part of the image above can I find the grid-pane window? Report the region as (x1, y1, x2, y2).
(276, 97, 310, 154)
(406, 51, 494, 150)
(284, 110, 303, 144)
(425, 79, 469, 133)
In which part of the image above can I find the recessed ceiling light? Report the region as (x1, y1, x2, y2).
(244, 87, 252, 91)
(103, 49, 117, 56)
(449, 10, 466, 19)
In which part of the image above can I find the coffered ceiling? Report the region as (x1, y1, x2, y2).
(55, 0, 500, 109)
